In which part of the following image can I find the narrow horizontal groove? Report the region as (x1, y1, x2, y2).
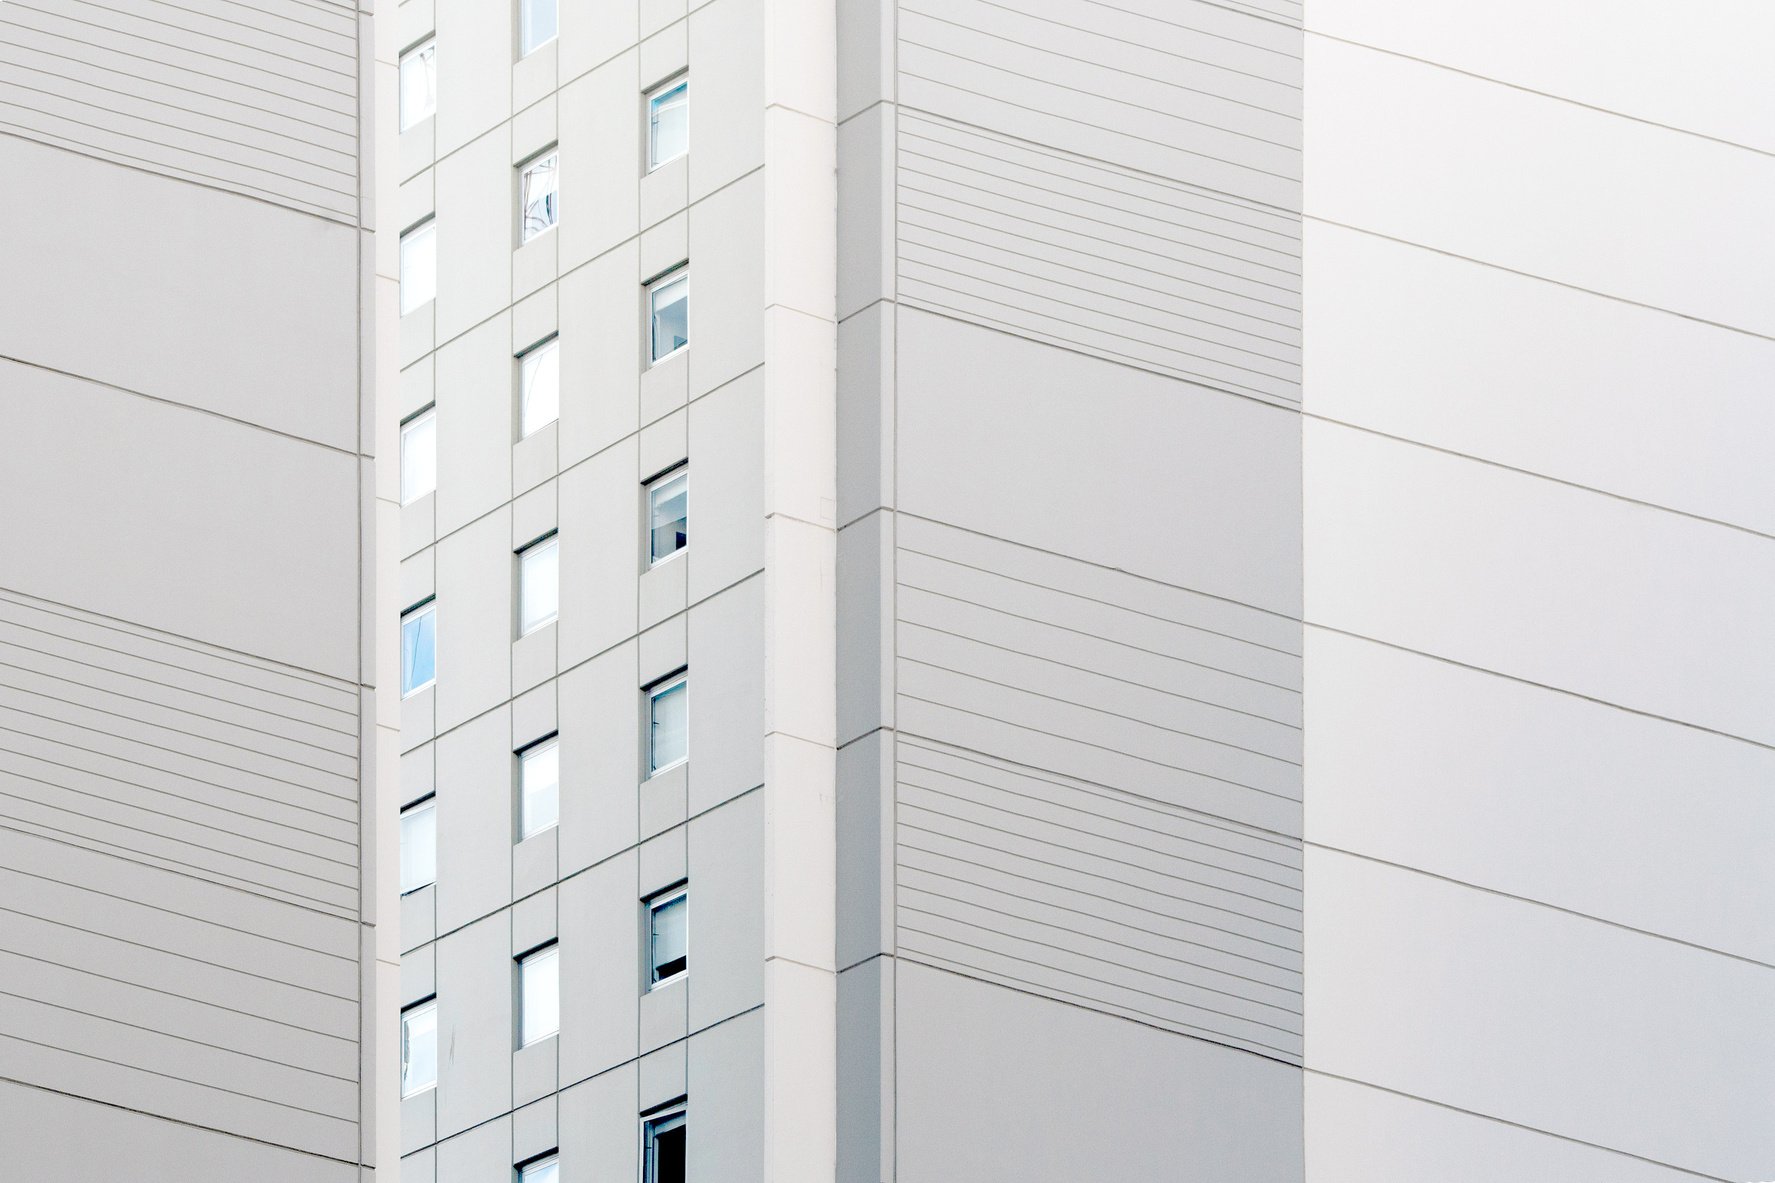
(898, 615, 1302, 730)
(213, 0, 356, 37)
(0, 592, 357, 711)
(900, 858, 1300, 975)
(0, 985, 357, 1082)
(900, 276, 1292, 398)
(900, 771, 1302, 887)
(899, 896, 1301, 1012)
(146, 0, 355, 44)
(902, 114, 1301, 236)
(901, 947, 1299, 1064)
(0, 807, 356, 908)
(0, 10, 353, 120)
(900, 654, 1304, 774)
(899, 933, 1301, 1054)
(57, 0, 360, 77)
(898, 818, 1304, 937)
(0, 726, 357, 831)
(0, 893, 355, 999)
(900, 794, 1301, 908)
(898, 176, 1302, 296)
(0, 1029, 354, 1124)
(900, 576, 1301, 692)
(899, 136, 1301, 259)
(897, 534, 1301, 651)
(1308, 842, 1775, 970)
(0, 762, 358, 870)
(0, 625, 358, 738)
(0, 51, 358, 146)
(0, 654, 357, 761)
(0, 943, 355, 1041)
(900, 749, 1302, 863)
(0, 820, 356, 924)
(1075, 0, 1303, 49)
(908, 0, 1303, 96)
(899, 34, 1301, 150)
(897, 219, 1302, 348)
(901, 68, 1300, 187)
(0, 88, 357, 189)
(10, 0, 357, 90)
(0, 859, 356, 962)
(901, 162, 1303, 284)
(0, 696, 356, 803)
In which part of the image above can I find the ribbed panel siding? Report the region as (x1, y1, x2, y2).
(0, 587, 361, 1159)
(891, 517, 1304, 1061)
(0, 0, 360, 221)
(893, 0, 1302, 405)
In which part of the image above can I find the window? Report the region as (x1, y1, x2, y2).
(400, 999, 437, 1097)
(519, 0, 556, 56)
(401, 601, 436, 697)
(647, 885, 688, 988)
(646, 673, 687, 775)
(400, 219, 436, 314)
(400, 407, 436, 504)
(647, 269, 688, 363)
(518, 1155, 559, 1183)
(399, 796, 436, 894)
(646, 467, 687, 565)
(518, 736, 559, 839)
(518, 337, 559, 437)
(648, 79, 688, 170)
(642, 1103, 686, 1183)
(519, 151, 559, 242)
(517, 943, 559, 1046)
(399, 39, 436, 129)
(518, 534, 559, 635)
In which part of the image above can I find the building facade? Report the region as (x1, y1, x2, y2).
(0, 0, 400, 1176)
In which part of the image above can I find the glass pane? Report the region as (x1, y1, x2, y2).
(519, 538, 558, 635)
(400, 222, 436, 314)
(649, 274, 688, 361)
(519, 339, 559, 437)
(400, 410, 436, 504)
(651, 893, 688, 982)
(520, 153, 559, 242)
(401, 1003, 436, 1096)
(649, 82, 688, 168)
(649, 680, 687, 772)
(519, 946, 559, 1045)
(399, 41, 436, 130)
(648, 470, 687, 563)
(399, 800, 436, 894)
(651, 1116, 686, 1183)
(401, 607, 435, 696)
(521, 1159, 559, 1183)
(519, 0, 556, 54)
(520, 741, 559, 837)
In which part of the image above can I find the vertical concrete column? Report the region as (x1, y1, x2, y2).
(760, 0, 839, 1180)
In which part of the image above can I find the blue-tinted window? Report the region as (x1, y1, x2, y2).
(401, 603, 436, 696)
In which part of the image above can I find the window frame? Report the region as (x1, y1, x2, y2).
(517, 335, 560, 439)
(641, 1100, 688, 1183)
(516, 533, 560, 637)
(516, 941, 560, 1048)
(518, 148, 560, 244)
(645, 465, 688, 567)
(517, 1153, 560, 1183)
(645, 671, 688, 777)
(517, 734, 560, 841)
(646, 77, 688, 171)
(400, 405, 437, 506)
(400, 599, 437, 698)
(517, 0, 557, 57)
(399, 794, 437, 896)
(645, 883, 689, 990)
(400, 997, 438, 1098)
(398, 37, 436, 130)
(400, 217, 437, 315)
(646, 267, 689, 365)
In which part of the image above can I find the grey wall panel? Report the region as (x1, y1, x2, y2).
(0, 0, 360, 221)
(896, 961, 1301, 1181)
